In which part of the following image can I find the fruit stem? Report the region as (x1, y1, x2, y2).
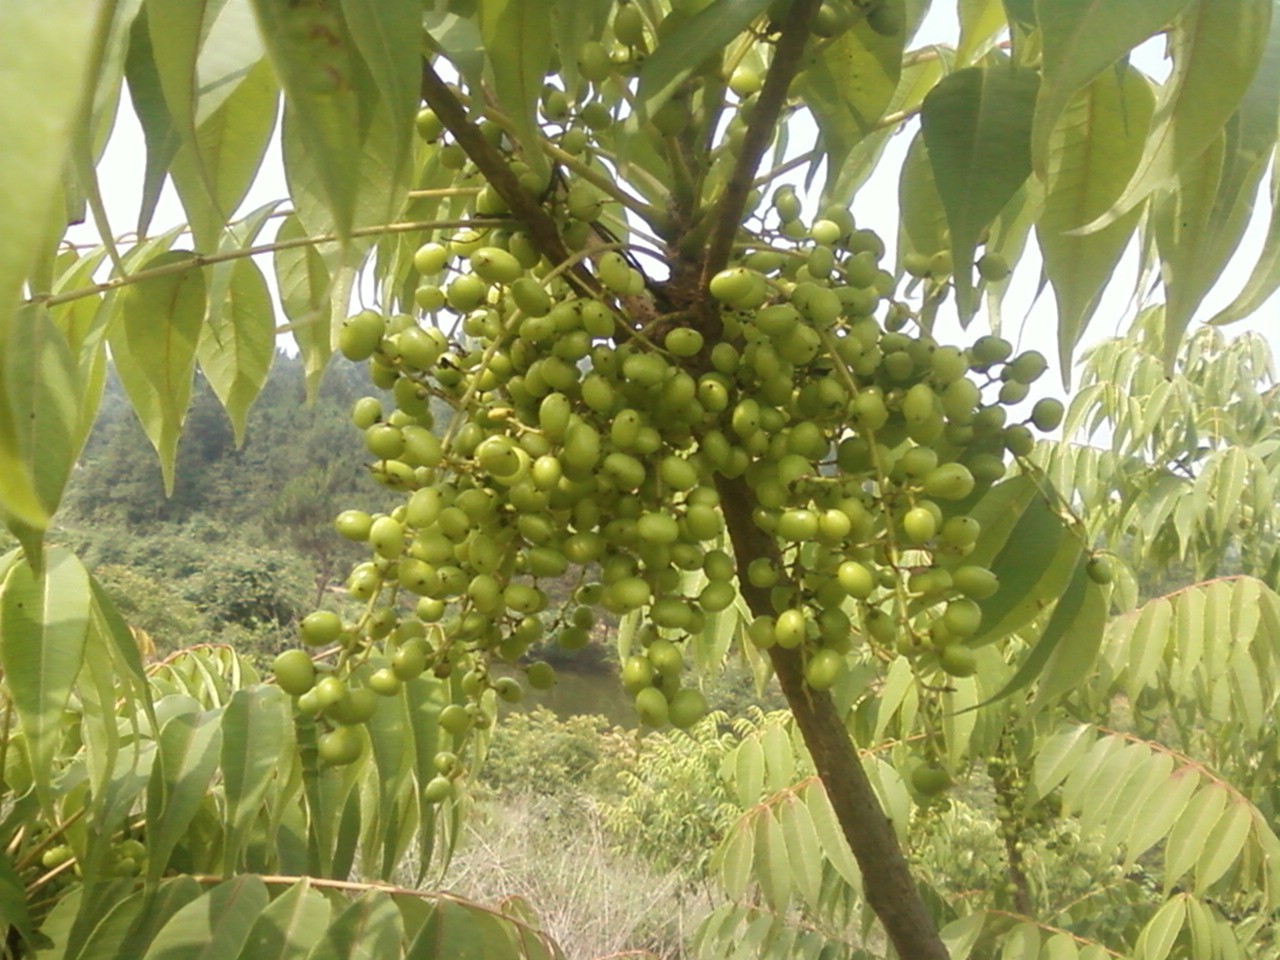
(540, 143, 667, 225)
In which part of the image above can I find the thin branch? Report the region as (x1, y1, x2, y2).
(419, 60, 598, 295)
(699, 0, 824, 287)
(35, 218, 501, 309)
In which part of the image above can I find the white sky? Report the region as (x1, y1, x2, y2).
(79, 7, 1279, 404)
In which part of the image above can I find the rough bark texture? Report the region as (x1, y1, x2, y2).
(716, 474, 951, 960)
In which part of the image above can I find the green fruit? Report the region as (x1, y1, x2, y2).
(902, 507, 938, 545)
(837, 561, 875, 600)
(709, 267, 756, 303)
(439, 703, 471, 735)
(415, 108, 445, 141)
(1086, 555, 1115, 584)
(939, 642, 977, 678)
(392, 639, 429, 681)
(469, 247, 522, 285)
(943, 598, 982, 637)
(1031, 397, 1065, 432)
(923, 463, 976, 501)
(527, 661, 557, 689)
(865, 1, 903, 36)
(368, 668, 402, 696)
(805, 648, 844, 690)
(635, 687, 669, 727)
(369, 516, 405, 559)
(1007, 350, 1048, 384)
(41, 844, 74, 869)
(423, 775, 454, 803)
(912, 762, 951, 797)
(338, 309, 384, 361)
(335, 509, 373, 541)
(953, 565, 999, 599)
(300, 611, 342, 647)
(413, 242, 449, 274)
(775, 608, 808, 648)
(273, 649, 317, 696)
(977, 251, 1010, 281)
(668, 688, 708, 729)
(327, 687, 378, 725)
(615, 3, 646, 45)
(447, 273, 488, 311)
(318, 727, 363, 766)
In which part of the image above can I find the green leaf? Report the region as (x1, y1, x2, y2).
(1194, 799, 1253, 892)
(733, 735, 765, 807)
(552, 0, 613, 94)
(802, 781, 861, 891)
(1084, 0, 1274, 230)
(939, 912, 986, 960)
(1031, 724, 1094, 799)
(198, 258, 275, 446)
(478, 0, 556, 177)
(142, 876, 269, 960)
(1164, 785, 1228, 889)
(0, 548, 91, 810)
(921, 65, 1039, 322)
(311, 890, 399, 957)
(795, 10, 905, 199)
(972, 486, 1082, 646)
(3, 304, 85, 557)
(1209, 165, 1280, 325)
(1037, 67, 1155, 380)
(250, 0, 365, 239)
(777, 794, 822, 908)
(1134, 896, 1186, 960)
(146, 709, 225, 883)
(0, 850, 38, 949)
(222, 686, 290, 871)
(957, 0, 1011, 66)
(717, 820, 754, 901)
(238, 879, 331, 960)
(753, 806, 792, 913)
(145, 0, 216, 157)
(1151, 132, 1225, 366)
(0, 0, 105, 527)
(273, 215, 332, 401)
(404, 897, 526, 960)
(1031, 564, 1109, 708)
(171, 57, 279, 252)
(108, 250, 208, 494)
(898, 130, 949, 261)
(1030, 0, 1194, 176)
(637, 0, 770, 115)
(337, 0, 421, 183)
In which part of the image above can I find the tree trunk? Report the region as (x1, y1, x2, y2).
(717, 475, 950, 960)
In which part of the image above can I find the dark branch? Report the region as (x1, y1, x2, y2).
(418, 60, 598, 294)
(699, 0, 822, 287)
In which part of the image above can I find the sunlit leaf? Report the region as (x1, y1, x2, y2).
(0, 548, 91, 811)
(141, 876, 268, 960)
(146, 709, 225, 883)
(1084, 0, 1273, 229)
(237, 879, 331, 960)
(921, 65, 1039, 322)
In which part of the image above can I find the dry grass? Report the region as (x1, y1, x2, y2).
(439, 793, 714, 960)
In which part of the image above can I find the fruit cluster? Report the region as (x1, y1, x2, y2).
(273, 172, 1064, 779)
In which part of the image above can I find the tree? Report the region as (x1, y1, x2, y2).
(0, 1, 1278, 957)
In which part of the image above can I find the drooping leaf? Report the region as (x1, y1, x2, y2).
(1134, 896, 1186, 960)
(1037, 66, 1155, 381)
(146, 709, 225, 883)
(170, 57, 279, 252)
(237, 878, 331, 960)
(636, 0, 770, 118)
(1209, 165, 1280, 325)
(1084, 0, 1273, 230)
(250, 0, 365, 239)
(221, 686, 290, 872)
(0, 0, 105, 527)
(337, 0, 421, 184)
(0, 548, 91, 810)
(921, 65, 1039, 322)
(0, 850, 39, 949)
(1030, 0, 1195, 175)
(197, 258, 275, 446)
(108, 250, 208, 494)
(477, 0, 556, 177)
(141, 876, 269, 960)
(753, 805, 792, 913)
(273, 215, 332, 401)
(3, 304, 85, 559)
(1031, 562, 1110, 708)
(898, 130, 949, 263)
(795, 6, 905, 201)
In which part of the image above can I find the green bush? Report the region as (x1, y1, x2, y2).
(478, 707, 631, 799)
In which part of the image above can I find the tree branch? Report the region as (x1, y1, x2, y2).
(714, 473, 951, 960)
(699, 0, 822, 288)
(418, 60, 599, 295)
